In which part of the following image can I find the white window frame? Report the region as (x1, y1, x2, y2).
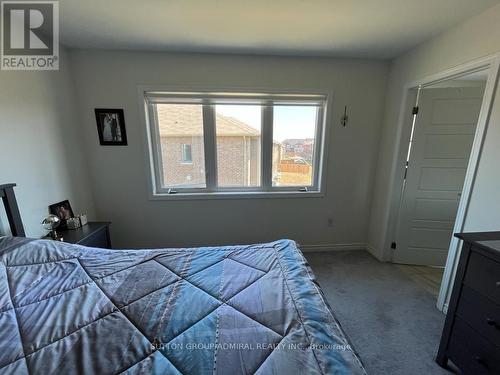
(141, 88, 331, 199)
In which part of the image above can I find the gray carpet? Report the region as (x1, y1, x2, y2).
(304, 250, 451, 375)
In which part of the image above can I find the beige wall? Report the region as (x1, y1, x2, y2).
(0, 48, 95, 237)
(368, 3, 500, 260)
(70, 50, 388, 249)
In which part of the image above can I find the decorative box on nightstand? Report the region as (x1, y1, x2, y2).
(44, 222, 112, 249)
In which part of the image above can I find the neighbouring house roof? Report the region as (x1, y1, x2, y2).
(157, 104, 260, 137)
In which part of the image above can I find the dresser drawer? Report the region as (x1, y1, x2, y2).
(456, 285, 500, 347)
(448, 318, 500, 375)
(464, 250, 500, 305)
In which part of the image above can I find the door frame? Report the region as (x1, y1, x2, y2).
(384, 53, 500, 312)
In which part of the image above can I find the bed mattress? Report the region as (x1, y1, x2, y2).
(0, 237, 365, 374)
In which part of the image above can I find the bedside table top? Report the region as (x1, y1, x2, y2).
(455, 231, 500, 242)
(46, 222, 111, 244)
(455, 231, 500, 259)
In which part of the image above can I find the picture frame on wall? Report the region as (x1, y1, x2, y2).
(49, 200, 74, 230)
(94, 108, 128, 146)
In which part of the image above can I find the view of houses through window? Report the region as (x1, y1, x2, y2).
(272, 106, 317, 187)
(150, 94, 324, 194)
(157, 103, 206, 188)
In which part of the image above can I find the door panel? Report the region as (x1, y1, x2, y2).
(414, 199, 459, 222)
(431, 98, 483, 124)
(424, 134, 474, 159)
(409, 227, 455, 247)
(418, 167, 467, 190)
(393, 86, 484, 266)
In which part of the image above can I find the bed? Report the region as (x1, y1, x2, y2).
(0, 183, 366, 375)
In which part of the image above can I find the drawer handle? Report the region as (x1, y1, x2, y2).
(475, 356, 489, 368)
(486, 318, 500, 329)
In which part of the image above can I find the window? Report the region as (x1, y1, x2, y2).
(216, 104, 262, 187)
(154, 103, 206, 188)
(272, 106, 318, 187)
(181, 144, 193, 164)
(144, 91, 327, 197)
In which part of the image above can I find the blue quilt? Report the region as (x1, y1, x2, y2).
(0, 237, 365, 374)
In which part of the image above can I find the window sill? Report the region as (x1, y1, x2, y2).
(149, 190, 324, 201)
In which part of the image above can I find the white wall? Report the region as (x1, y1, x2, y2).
(0, 49, 95, 238)
(368, 3, 500, 260)
(70, 50, 388, 249)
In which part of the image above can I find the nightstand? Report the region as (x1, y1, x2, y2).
(437, 231, 500, 373)
(45, 222, 112, 249)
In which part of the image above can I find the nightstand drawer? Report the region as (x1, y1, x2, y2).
(465, 250, 500, 305)
(78, 227, 110, 248)
(457, 285, 500, 347)
(448, 318, 500, 375)
(45, 222, 112, 248)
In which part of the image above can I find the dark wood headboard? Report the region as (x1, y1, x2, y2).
(0, 184, 25, 237)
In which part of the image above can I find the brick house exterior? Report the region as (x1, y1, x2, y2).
(160, 135, 206, 187)
(157, 104, 262, 187)
(216, 136, 261, 187)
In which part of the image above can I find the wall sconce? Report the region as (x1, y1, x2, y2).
(341, 106, 348, 127)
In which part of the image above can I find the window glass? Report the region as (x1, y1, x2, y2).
(182, 144, 192, 163)
(147, 93, 325, 195)
(215, 105, 262, 187)
(272, 106, 318, 187)
(156, 103, 206, 188)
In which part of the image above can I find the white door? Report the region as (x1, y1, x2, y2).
(393, 86, 484, 266)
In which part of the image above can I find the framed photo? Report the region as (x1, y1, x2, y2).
(94, 108, 128, 146)
(49, 200, 74, 230)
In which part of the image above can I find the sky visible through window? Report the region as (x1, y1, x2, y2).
(216, 105, 317, 141)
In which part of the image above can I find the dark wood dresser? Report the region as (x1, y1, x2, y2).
(44, 222, 112, 249)
(437, 231, 500, 374)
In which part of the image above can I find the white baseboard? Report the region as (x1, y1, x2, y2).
(365, 244, 376, 254)
(365, 244, 389, 262)
(299, 243, 367, 252)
